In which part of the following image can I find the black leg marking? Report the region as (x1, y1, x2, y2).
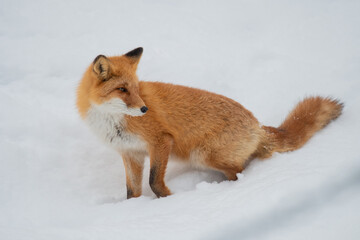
(149, 167, 157, 186)
(127, 185, 133, 199)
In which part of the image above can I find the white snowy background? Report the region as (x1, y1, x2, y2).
(1, 0, 360, 239)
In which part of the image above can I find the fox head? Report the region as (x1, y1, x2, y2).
(77, 47, 148, 118)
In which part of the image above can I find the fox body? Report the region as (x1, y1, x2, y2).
(77, 47, 343, 198)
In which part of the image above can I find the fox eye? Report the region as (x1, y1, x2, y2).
(118, 87, 128, 92)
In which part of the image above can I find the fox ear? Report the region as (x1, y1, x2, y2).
(93, 55, 111, 80)
(125, 47, 143, 68)
(125, 47, 143, 58)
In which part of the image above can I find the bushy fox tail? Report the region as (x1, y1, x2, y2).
(254, 97, 343, 159)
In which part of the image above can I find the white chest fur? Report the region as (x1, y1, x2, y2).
(85, 104, 147, 152)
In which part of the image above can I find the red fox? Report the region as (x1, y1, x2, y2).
(77, 47, 343, 199)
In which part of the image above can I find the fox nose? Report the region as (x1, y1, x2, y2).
(140, 106, 148, 113)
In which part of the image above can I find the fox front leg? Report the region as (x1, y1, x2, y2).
(148, 135, 172, 198)
(122, 152, 145, 199)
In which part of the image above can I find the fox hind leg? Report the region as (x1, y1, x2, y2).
(205, 157, 245, 181)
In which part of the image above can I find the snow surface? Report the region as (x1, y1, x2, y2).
(1, 0, 360, 239)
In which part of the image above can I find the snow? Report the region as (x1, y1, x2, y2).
(1, 0, 360, 239)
